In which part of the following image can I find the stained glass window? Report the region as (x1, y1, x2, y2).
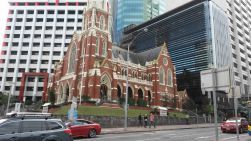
(102, 39, 107, 56)
(167, 69, 173, 86)
(95, 37, 99, 55)
(68, 43, 76, 73)
(100, 16, 105, 30)
(159, 67, 164, 84)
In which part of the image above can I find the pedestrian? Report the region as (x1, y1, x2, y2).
(149, 112, 155, 128)
(143, 114, 148, 128)
(138, 113, 143, 127)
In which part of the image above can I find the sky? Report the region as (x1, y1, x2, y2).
(0, 0, 9, 50)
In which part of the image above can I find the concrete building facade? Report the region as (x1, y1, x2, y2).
(0, 0, 87, 101)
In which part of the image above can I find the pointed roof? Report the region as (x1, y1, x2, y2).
(112, 45, 162, 66)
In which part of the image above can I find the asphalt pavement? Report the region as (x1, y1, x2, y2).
(75, 126, 251, 141)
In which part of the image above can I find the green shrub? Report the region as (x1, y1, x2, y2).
(82, 95, 91, 102)
(25, 99, 32, 105)
(137, 99, 147, 107)
(119, 97, 125, 105)
(128, 98, 135, 106)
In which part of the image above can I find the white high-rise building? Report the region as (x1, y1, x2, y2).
(0, 0, 87, 101)
(226, 0, 251, 97)
(166, 0, 251, 98)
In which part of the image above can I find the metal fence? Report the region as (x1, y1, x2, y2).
(52, 114, 217, 128)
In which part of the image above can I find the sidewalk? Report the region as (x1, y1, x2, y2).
(101, 123, 216, 134)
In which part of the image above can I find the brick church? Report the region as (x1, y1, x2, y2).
(49, 0, 179, 107)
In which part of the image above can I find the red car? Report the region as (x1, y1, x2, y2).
(221, 117, 248, 133)
(66, 119, 101, 138)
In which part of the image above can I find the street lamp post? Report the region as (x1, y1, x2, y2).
(124, 28, 148, 130)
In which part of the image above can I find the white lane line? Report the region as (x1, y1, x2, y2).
(136, 137, 162, 141)
(196, 136, 211, 139)
(221, 134, 249, 140)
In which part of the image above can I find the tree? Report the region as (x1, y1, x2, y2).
(0, 92, 8, 106)
(48, 90, 56, 105)
(182, 98, 196, 111)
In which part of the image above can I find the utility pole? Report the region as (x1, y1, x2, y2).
(212, 68, 219, 141)
(233, 85, 240, 141)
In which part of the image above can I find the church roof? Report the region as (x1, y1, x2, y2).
(112, 46, 161, 66)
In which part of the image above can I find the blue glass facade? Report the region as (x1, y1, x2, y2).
(112, 0, 167, 44)
(121, 0, 231, 103)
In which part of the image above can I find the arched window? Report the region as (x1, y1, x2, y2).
(86, 16, 89, 29)
(167, 69, 173, 86)
(159, 67, 165, 84)
(102, 39, 107, 56)
(100, 16, 105, 30)
(68, 43, 77, 73)
(95, 37, 99, 55)
(148, 74, 152, 81)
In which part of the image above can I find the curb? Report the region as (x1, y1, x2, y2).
(101, 125, 215, 135)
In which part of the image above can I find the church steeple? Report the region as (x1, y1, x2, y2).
(83, 0, 111, 34)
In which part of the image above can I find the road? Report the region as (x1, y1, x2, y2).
(75, 127, 251, 141)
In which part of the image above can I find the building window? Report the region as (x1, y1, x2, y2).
(68, 10, 75, 15)
(47, 18, 54, 22)
(68, 43, 77, 73)
(67, 27, 74, 30)
(159, 67, 164, 84)
(15, 26, 21, 30)
(8, 68, 14, 72)
(45, 34, 52, 38)
(20, 60, 26, 64)
(99, 16, 105, 30)
(102, 40, 107, 56)
(167, 69, 173, 87)
(27, 10, 34, 14)
(48, 10, 54, 14)
(18, 68, 25, 72)
(6, 77, 13, 81)
(56, 26, 63, 30)
(21, 51, 28, 55)
(95, 37, 99, 55)
(24, 34, 30, 38)
(67, 19, 75, 22)
(30, 60, 38, 64)
(9, 59, 16, 64)
(11, 51, 17, 55)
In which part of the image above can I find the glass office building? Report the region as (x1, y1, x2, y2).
(112, 0, 167, 44)
(121, 0, 231, 103)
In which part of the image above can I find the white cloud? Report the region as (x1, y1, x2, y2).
(0, 1, 9, 50)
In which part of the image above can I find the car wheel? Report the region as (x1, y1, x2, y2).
(221, 130, 225, 133)
(88, 129, 97, 138)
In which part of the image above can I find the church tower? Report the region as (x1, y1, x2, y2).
(81, 0, 113, 101)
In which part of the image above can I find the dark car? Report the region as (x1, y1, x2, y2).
(0, 112, 73, 141)
(66, 119, 101, 138)
(221, 117, 249, 133)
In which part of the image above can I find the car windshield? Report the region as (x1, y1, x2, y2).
(226, 118, 241, 123)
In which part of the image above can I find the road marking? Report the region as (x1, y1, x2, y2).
(136, 137, 162, 141)
(221, 134, 249, 140)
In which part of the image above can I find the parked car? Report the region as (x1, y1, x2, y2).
(0, 112, 73, 141)
(221, 117, 248, 133)
(66, 119, 101, 138)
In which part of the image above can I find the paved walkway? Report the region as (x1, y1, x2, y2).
(101, 123, 216, 134)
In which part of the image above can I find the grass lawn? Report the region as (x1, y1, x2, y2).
(53, 105, 150, 118)
(53, 105, 188, 118)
